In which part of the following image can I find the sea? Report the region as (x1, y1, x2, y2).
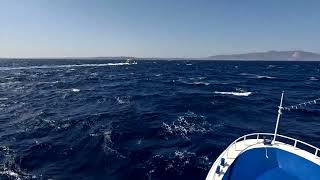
(0, 59, 319, 180)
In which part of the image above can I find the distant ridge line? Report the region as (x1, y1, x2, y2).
(206, 50, 320, 61)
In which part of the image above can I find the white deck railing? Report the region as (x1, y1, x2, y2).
(221, 133, 320, 159)
(211, 133, 320, 180)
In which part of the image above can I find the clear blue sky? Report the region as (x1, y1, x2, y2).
(0, 0, 319, 58)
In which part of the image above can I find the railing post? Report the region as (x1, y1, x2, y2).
(315, 149, 319, 157)
(294, 140, 297, 148)
(273, 91, 284, 144)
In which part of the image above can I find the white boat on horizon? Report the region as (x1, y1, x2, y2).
(125, 58, 137, 65)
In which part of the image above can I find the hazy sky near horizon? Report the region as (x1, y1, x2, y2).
(0, 0, 319, 58)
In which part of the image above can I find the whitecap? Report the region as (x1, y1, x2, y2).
(42, 118, 55, 124)
(0, 97, 8, 101)
(309, 77, 318, 81)
(189, 77, 206, 80)
(240, 73, 275, 79)
(174, 150, 195, 159)
(0, 146, 35, 180)
(267, 65, 276, 68)
(115, 96, 130, 104)
(239, 73, 252, 76)
(107, 62, 136, 66)
(148, 151, 197, 175)
(38, 81, 59, 84)
(186, 63, 192, 66)
(200, 155, 209, 161)
(61, 123, 71, 129)
(255, 75, 276, 79)
(193, 82, 210, 86)
(71, 88, 80, 92)
(165, 164, 174, 171)
(214, 91, 252, 96)
(103, 130, 112, 143)
(161, 111, 209, 139)
(89, 133, 100, 137)
(0, 170, 21, 180)
(137, 138, 143, 145)
(177, 78, 209, 86)
(100, 130, 126, 159)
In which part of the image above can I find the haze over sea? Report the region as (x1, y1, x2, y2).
(0, 59, 320, 180)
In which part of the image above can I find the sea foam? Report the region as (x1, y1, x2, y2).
(0, 62, 136, 71)
(71, 88, 80, 92)
(214, 91, 252, 96)
(240, 73, 276, 79)
(309, 77, 318, 81)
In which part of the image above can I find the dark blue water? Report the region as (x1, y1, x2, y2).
(0, 60, 319, 180)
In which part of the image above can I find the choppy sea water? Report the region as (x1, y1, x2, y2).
(0, 59, 320, 180)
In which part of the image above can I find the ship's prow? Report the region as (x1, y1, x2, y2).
(206, 133, 320, 180)
(206, 92, 320, 180)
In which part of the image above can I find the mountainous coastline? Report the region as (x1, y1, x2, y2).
(207, 50, 320, 61)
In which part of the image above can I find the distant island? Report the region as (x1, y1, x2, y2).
(206, 50, 320, 61)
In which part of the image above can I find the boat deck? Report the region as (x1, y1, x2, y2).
(206, 133, 320, 180)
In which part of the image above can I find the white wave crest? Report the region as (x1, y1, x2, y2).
(161, 111, 209, 139)
(174, 150, 196, 159)
(239, 73, 250, 76)
(193, 81, 210, 86)
(0, 170, 21, 180)
(38, 81, 59, 84)
(240, 73, 276, 79)
(267, 65, 276, 68)
(0, 146, 36, 180)
(255, 75, 276, 79)
(214, 91, 252, 96)
(115, 96, 130, 104)
(310, 77, 318, 81)
(103, 130, 112, 143)
(0, 62, 136, 71)
(177, 78, 210, 86)
(102, 130, 126, 159)
(90, 129, 125, 159)
(137, 138, 143, 145)
(71, 88, 80, 92)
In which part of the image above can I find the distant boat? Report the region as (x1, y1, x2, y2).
(206, 92, 320, 180)
(125, 58, 137, 65)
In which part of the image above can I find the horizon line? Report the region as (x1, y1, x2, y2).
(0, 50, 319, 59)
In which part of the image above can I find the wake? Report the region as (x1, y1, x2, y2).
(0, 62, 136, 71)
